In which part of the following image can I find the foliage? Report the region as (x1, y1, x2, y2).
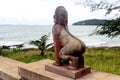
(91, 18, 120, 38)
(74, 0, 120, 14)
(12, 48, 23, 53)
(12, 44, 24, 53)
(73, 0, 120, 38)
(0, 46, 3, 55)
(29, 33, 53, 56)
(73, 19, 107, 25)
(2, 49, 54, 63)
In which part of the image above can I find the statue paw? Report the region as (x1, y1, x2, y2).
(53, 62, 62, 66)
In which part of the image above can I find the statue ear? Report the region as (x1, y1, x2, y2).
(53, 15, 55, 19)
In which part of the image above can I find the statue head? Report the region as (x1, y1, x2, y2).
(54, 6, 68, 26)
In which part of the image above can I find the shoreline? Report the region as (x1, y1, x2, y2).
(1, 43, 120, 50)
(22, 46, 120, 51)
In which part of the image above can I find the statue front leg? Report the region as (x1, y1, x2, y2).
(53, 41, 62, 66)
(53, 54, 62, 66)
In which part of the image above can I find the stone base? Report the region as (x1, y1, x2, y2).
(45, 63, 91, 79)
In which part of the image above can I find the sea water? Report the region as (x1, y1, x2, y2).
(0, 25, 120, 48)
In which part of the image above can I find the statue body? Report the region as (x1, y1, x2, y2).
(52, 6, 86, 70)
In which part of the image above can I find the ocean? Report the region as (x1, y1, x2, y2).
(0, 25, 120, 48)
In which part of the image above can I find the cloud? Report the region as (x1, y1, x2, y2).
(0, 0, 115, 25)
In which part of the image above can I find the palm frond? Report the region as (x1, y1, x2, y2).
(45, 43, 53, 50)
(29, 41, 40, 47)
(29, 33, 51, 56)
(40, 34, 49, 44)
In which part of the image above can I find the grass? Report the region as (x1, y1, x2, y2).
(2, 49, 55, 63)
(1, 47, 120, 75)
(84, 47, 120, 75)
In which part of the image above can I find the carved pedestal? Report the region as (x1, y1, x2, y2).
(45, 63, 91, 79)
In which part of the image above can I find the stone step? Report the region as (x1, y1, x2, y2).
(0, 56, 25, 80)
(18, 59, 73, 80)
(18, 59, 120, 80)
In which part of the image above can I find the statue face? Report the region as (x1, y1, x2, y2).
(54, 6, 68, 25)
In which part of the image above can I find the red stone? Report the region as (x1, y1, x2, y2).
(45, 63, 91, 79)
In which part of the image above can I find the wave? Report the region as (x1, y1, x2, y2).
(0, 25, 119, 48)
(0, 41, 24, 46)
(0, 38, 4, 40)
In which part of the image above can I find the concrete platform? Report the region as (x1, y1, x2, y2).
(0, 56, 120, 80)
(18, 59, 120, 80)
(45, 63, 91, 79)
(0, 56, 25, 80)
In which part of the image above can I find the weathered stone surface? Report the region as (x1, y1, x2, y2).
(18, 59, 120, 80)
(45, 63, 91, 79)
(78, 70, 120, 80)
(0, 56, 25, 80)
(18, 59, 73, 80)
(18, 60, 54, 80)
(0, 78, 3, 80)
(0, 69, 2, 78)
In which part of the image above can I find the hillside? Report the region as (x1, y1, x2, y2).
(73, 19, 107, 25)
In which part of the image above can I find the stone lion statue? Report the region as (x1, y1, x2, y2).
(52, 6, 86, 70)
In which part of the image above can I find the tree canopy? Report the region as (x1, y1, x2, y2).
(92, 18, 120, 38)
(73, 0, 120, 14)
(73, 0, 120, 38)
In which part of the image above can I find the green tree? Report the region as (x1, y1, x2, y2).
(73, 0, 120, 38)
(29, 34, 53, 56)
(93, 18, 120, 38)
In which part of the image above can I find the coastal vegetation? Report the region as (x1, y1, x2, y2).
(92, 18, 120, 38)
(73, 19, 107, 25)
(1, 49, 54, 63)
(29, 34, 53, 57)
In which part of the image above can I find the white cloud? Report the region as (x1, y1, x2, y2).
(0, 0, 115, 25)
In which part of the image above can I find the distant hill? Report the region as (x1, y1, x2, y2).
(73, 19, 107, 25)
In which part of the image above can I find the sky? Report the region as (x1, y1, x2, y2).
(0, 0, 117, 25)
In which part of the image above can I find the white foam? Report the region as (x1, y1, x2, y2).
(0, 25, 120, 48)
(0, 41, 24, 46)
